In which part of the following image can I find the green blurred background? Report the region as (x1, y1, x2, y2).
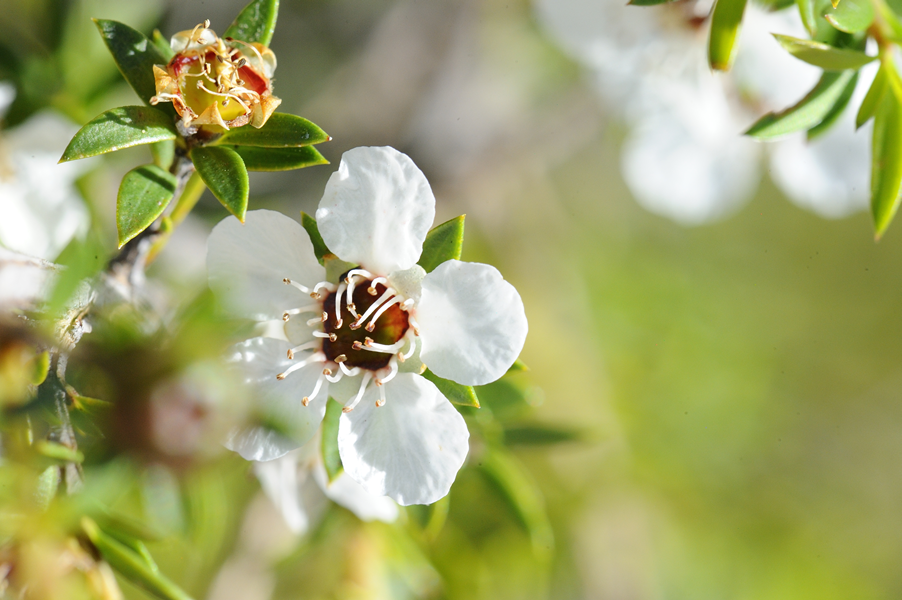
(5, 0, 902, 598)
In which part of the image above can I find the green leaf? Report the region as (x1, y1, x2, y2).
(422, 368, 479, 408)
(418, 216, 465, 273)
(871, 67, 902, 239)
(190, 146, 249, 221)
(29, 351, 50, 386)
(875, 0, 902, 43)
(857, 63, 888, 128)
(230, 145, 328, 171)
(151, 139, 176, 170)
(151, 29, 174, 60)
(745, 70, 856, 138)
(797, 0, 818, 36)
(825, 0, 875, 32)
(48, 235, 105, 316)
(93, 19, 174, 113)
(81, 518, 194, 600)
(117, 164, 177, 247)
(479, 448, 554, 559)
(773, 34, 875, 70)
(507, 359, 529, 373)
(627, 0, 676, 5)
(708, 0, 748, 71)
(225, 0, 280, 46)
(214, 113, 330, 148)
(34, 440, 84, 464)
(808, 70, 859, 139)
(60, 106, 177, 163)
(300, 212, 331, 265)
(503, 424, 584, 446)
(321, 399, 343, 483)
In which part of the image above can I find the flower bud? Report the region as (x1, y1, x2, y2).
(150, 21, 281, 133)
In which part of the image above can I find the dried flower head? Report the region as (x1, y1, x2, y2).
(150, 20, 281, 133)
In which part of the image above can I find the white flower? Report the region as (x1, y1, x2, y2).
(534, 0, 870, 223)
(253, 439, 398, 534)
(0, 83, 90, 260)
(208, 146, 528, 505)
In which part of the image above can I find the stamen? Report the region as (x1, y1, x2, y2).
(400, 334, 418, 361)
(408, 315, 422, 336)
(276, 352, 325, 380)
(375, 383, 386, 408)
(311, 282, 337, 299)
(325, 370, 343, 384)
(313, 331, 337, 342)
(302, 372, 326, 407)
(342, 372, 373, 412)
(334, 354, 347, 363)
(380, 357, 399, 385)
(283, 304, 320, 319)
(283, 278, 310, 293)
(339, 362, 361, 377)
(334, 282, 347, 328)
(306, 314, 326, 326)
(366, 296, 402, 332)
(287, 341, 317, 360)
(350, 289, 394, 330)
(400, 298, 415, 311)
(368, 277, 387, 295)
(360, 338, 406, 354)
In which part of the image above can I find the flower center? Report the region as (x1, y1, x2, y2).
(322, 277, 409, 371)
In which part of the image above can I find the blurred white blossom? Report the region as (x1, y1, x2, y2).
(0, 83, 90, 260)
(535, 0, 871, 223)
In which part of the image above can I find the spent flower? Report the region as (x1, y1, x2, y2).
(208, 146, 528, 504)
(150, 20, 281, 133)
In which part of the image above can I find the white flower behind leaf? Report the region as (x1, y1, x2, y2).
(535, 0, 869, 223)
(0, 88, 90, 260)
(208, 146, 528, 505)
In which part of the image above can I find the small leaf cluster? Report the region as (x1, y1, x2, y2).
(58, 0, 330, 248)
(636, 0, 902, 239)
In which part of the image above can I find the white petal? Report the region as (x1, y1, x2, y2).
(337, 373, 469, 505)
(253, 452, 311, 534)
(417, 260, 527, 386)
(207, 210, 325, 321)
(311, 461, 398, 522)
(316, 147, 435, 275)
(225, 337, 328, 461)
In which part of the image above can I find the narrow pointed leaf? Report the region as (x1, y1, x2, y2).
(745, 70, 856, 138)
(797, 0, 817, 36)
(875, 0, 902, 43)
(60, 106, 177, 162)
(81, 518, 194, 600)
(808, 70, 859, 139)
(708, 0, 748, 71)
(214, 113, 329, 148)
(504, 424, 585, 446)
(480, 448, 554, 559)
(422, 368, 479, 408)
(321, 399, 343, 483)
(418, 216, 465, 273)
(507, 359, 529, 373)
(230, 145, 328, 171)
(825, 0, 874, 32)
(871, 72, 902, 238)
(152, 29, 175, 60)
(190, 146, 249, 221)
(93, 19, 174, 114)
(857, 64, 888, 128)
(773, 34, 875, 70)
(117, 165, 176, 247)
(300, 212, 330, 264)
(224, 0, 280, 46)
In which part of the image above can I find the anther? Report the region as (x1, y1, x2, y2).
(276, 352, 325, 380)
(352, 341, 364, 350)
(323, 369, 332, 376)
(351, 289, 395, 330)
(283, 313, 290, 321)
(366, 296, 402, 331)
(334, 354, 347, 363)
(302, 397, 310, 406)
